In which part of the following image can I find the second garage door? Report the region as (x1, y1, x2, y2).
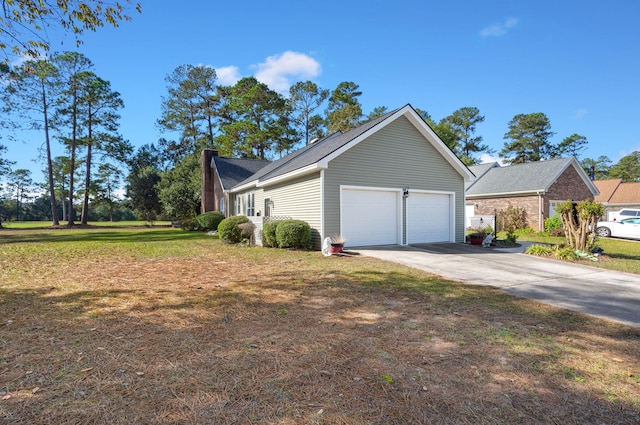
(407, 192, 452, 244)
(341, 188, 400, 247)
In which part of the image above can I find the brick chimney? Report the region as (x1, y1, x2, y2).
(201, 148, 218, 213)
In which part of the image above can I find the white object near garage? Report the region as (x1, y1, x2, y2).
(340, 186, 454, 247)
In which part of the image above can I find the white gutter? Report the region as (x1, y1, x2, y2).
(537, 191, 543, 232)
(467, 189, 546, 198)
(257, 163, 323, 187)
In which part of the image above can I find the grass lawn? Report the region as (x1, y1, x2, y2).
(517, 233, 640, 274)
(0, 220, 172, 229)
(1, 227, 639, 424)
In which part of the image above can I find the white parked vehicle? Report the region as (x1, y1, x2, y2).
(595, 218, 640, 240)
(607, 208, 640, 222)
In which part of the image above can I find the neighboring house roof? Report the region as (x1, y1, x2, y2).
(593, 179, 623, 203)
(608, 181, 640, 204)
(231, 104, 474, 191)
(212, 157, 271, 191)
(466, 157, 599, 198)
(466, 162, 500, 189)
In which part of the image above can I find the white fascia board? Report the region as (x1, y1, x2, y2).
(405, 111, 476, 183)
(318, 105, 474, 184)
(256, 163, 323, 188)
(542, 158, 600, 197)
(317, 105, 413, 169)
(466, 189, 545, 198)
(230, 180, 259, 193)
(571, 159, 600, 196)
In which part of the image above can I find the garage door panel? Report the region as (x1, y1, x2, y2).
(342, 189, 399, 247)
(408, 193, 451, 243)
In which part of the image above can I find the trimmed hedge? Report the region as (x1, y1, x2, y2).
(195, 211, 224, 231)
(275, 220, 312, 249)
(218, 215, 250, 243)
(262, 220, 279, 247)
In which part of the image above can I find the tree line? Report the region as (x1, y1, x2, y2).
(1, 52, 131, 227)
(2, 60, 640, 226)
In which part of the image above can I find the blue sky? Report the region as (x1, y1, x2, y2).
(3, 0, 640, 184)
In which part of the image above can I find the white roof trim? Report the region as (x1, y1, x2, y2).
(256, 163, 322, 188)
(232, 179, 259, 192)
(318, 105, 475, 183)
(467, 189, 546, 198)
(569, 158, 600, 196)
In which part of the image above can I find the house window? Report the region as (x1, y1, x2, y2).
(219, 198, 225, 216)
(246, 192, 255, 216)
(549, 200, 563, 217)
(235, 195, 241, 216)
(264, 197, 272, 217)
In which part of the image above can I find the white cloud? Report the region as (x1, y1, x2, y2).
(253, 51, 321, 93)
(216, 66, 242, 86)
(480, 17, 519, 37)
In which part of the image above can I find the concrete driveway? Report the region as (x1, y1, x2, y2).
(353, 243, 640, 328)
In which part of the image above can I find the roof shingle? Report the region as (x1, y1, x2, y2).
(232, 109, 400, 189)
(466, 157, 577, 197)
(593, 179, 623, 202)
(608, 182, 640, 204)
(213, 157, 271, 190)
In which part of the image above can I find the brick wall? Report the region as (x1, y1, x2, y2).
(201, 149, 218, 213)
(546, 165, 594, 207)
(471, 196, 541, 230)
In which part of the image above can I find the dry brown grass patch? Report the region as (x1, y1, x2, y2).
(0, 228, 639, 424)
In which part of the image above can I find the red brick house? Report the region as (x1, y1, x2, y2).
(466, 157, 599, 231)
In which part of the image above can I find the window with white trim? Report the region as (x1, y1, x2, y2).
(246, 192, 255, 216)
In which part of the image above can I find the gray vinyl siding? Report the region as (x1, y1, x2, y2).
(263, 173, 323, 247)
(324, 116, 466, 242)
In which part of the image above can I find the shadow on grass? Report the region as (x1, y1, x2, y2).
(0, 228, 212, 245)
(1, 267, 639, 424)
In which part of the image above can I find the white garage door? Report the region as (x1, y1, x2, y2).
(341, 188, 399, 247)
(407, 192, 452, 244)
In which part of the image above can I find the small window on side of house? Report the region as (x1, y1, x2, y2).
(219, 198, 225, 215)
(246, 193, 255, 216)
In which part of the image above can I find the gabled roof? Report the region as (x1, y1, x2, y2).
(232, 104, 475, 191)
(593, 179, 623, 203)
(608, 181, 640, 204)
(212, 156, 271, 191)
(466, 157, 599, 198)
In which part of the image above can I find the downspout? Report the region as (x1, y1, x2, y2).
(537, 191, 543, 232)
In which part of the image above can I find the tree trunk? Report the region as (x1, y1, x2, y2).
(67, 106, 77, 227)
(42, 81, 59, 226)
(80, 143, 91, 224)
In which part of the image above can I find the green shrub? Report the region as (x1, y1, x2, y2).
(275, 220, 312, 249)
(179, 217, 197, 231)
(218, 215, 250, 244)
(498, 204, 527, 239)
(544, 215, 564, 236)
(195, 211, 224, 231)
(525, 244, 554, 256)
(262, 220, 279, 247)
(505, 232, 518, 244)
(554, 247, 577, 260)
